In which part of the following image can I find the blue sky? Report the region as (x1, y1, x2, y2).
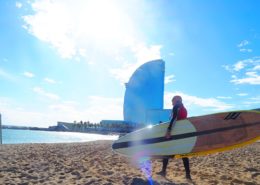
(0, 0, 259, 127)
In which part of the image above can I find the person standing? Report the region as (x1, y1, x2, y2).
(157, 95, 191, 180)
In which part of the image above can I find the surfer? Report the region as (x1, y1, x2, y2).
(156, 95, 192, 180)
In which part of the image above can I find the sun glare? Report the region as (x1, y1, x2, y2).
(23, 0, 137, 58)
(147, 125, 153, 129)
(76, 1, 133, 45)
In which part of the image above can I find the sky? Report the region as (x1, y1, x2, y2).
(0, 0, 259, 127)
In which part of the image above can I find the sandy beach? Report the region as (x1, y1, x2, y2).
(0, 141, 259, 185)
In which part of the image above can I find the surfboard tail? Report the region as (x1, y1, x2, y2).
(253, 108, 260, 112)
(175, 136, 260, 158)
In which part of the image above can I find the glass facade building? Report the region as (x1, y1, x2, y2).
(123, 59, 170, 124)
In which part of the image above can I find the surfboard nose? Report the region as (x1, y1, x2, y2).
(112, 142, 116, 150)
(112, 141, 121, 150)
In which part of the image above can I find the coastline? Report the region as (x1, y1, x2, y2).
(2, 127, 122, 135)
(1, 129, 119, 144)
(0, 141, 259, 185)
(2, 127, 125, 136)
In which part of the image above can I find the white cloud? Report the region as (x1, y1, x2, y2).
(246, 71, 258, 77)
(22, 0, 139, 59)
(222, 65, 231, 72)
(223, 59, 254, 72)
(237, 40, 252, 53)
(239, 48, 252, 53)
(234, 61, 247, 71)
(47, 96, 123, 123)
(110, 44, 162, 84)
(22, 0, 163, 84)
(0, 97, 48, 127)
(0, 95, 123, 127)
(241, 96, 260, 106)
(131, 44, 162, 64)
(217, 96, 232, 99)
(237, 93, 248, 96)
(249, 96, 260, 104)
(33, 87, 60, 100)
(16, 2, 22, 8)
(165, 74, 176, 84)
(252, 65, 260, 71)
(224, 57, 260, 85)
(164, 91, 233, 113)
(237, 40, 249, 48)
(83, 96, 123, 121)
(231, 73, 260, 85)
(231, 75, 237, 79)
(23, 71, 35, 78)
(44, 77, 56, 84)
(0, 94, 124, 127)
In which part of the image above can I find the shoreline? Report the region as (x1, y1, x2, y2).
(2, 127, 124, 136)
(0, 141, 259, 185)
(1, 129, 119, 145)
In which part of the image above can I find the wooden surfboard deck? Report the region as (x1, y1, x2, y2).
(112, 110, 260, 158)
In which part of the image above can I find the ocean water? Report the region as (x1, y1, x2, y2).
(1, 129, 118, 144)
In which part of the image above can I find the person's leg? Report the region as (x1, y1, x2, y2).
(182, 157, 191, 179)
(157, 158, 169, 176)
(162, 158, 169, 173)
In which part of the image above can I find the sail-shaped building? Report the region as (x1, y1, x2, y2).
(101, 59, 170, 126)
(123, 59, 171, 124)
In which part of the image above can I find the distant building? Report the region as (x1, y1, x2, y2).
(101, 59, 171, 126)
(123, 59, 170, 125)
(100, 120, 129, 125)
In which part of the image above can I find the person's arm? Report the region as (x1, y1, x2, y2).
(165, 106, 179, 139)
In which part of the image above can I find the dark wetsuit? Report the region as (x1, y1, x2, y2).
(161, 102, 191, 178)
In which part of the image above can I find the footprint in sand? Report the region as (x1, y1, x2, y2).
(220, 175, 232, 180)
(101, 170, 114, 176)
(252, 173, 259, 178)
(245, 168, 258, 172)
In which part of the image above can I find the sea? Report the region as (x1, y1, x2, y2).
(1, 129, 118, 144)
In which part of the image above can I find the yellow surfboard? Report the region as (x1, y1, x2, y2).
(112, 110, 260, 158)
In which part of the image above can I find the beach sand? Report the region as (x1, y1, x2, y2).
(0, 141, 259, 185)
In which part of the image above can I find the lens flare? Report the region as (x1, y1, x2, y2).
(132, 151, 154, 185)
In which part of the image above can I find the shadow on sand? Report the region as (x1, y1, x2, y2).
(130, 177, 192, 185)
